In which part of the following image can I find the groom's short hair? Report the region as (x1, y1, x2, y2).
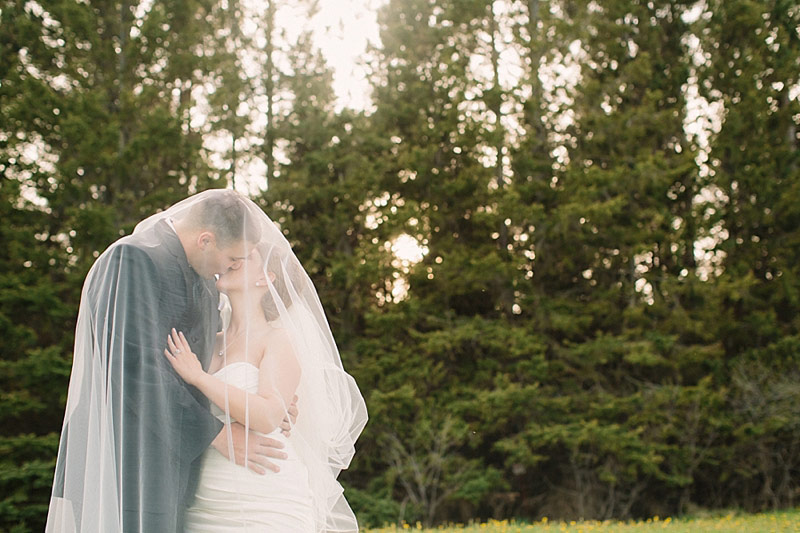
(184, 190, 261, 246)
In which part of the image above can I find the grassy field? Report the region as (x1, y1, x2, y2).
(364, 508, 800, 532)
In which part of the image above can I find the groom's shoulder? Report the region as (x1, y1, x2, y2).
(84, 240, 159, 299)
(95, 239, 158, 273)
(89, 225, 181, 284)
(115, 226, 175, 261)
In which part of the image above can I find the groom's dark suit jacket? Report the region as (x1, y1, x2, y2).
(55, 220, 223, 532)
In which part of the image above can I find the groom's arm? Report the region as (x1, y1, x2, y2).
(211, 423, 286, 473)
(211, 396, 298, 474)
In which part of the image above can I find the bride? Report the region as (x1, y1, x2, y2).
(165, 241, 366, 532)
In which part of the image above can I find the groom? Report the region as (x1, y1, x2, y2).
(48, 191, 292, 532)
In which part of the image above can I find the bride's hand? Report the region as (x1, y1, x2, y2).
(164, 329, 204, 385)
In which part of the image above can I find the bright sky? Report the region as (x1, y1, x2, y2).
(208, 0, 385, 194)
(304, 0, 385, 110)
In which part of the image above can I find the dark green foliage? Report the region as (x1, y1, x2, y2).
(2, 0, 800, 529)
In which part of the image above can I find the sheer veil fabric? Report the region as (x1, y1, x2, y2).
(46, 190, 368, 532)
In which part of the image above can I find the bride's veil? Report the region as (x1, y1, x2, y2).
(45, 189, 368, 532)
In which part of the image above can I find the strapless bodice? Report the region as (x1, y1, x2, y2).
(185, 362, 314, 532)
(211, 361, 260, 387)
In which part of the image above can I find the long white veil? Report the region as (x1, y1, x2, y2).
(45, 190, 368, 532)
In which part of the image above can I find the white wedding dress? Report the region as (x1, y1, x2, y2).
(184, 362, 315, 532)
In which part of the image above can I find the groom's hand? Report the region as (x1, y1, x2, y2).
(280, 394, 299, 437)
(211, 422, 287, 474)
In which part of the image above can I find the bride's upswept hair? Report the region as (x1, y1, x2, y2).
(185, 190, 261, 246)
(257, 243, 305, 322)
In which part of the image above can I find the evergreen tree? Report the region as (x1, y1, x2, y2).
(354, 0, 538, 523)
(697, 0, 800, 509)
(499, 0, 717, 519)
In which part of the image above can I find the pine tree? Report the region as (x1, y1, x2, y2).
(697, 0, 800, 509)
(499, 0, 716, 519)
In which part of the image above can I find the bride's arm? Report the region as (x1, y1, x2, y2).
(164, 329, 300, 435)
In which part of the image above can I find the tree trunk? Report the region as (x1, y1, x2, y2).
(264, 0, 276, 188)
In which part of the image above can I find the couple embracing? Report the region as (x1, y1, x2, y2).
(45, 190, 368, 532)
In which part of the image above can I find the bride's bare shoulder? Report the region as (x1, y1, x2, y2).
(263, 324, 292, 346)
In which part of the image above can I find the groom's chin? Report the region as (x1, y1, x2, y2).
(215, 278, 228, 293)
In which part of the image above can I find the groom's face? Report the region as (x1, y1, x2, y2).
(193, 236, 253, 279)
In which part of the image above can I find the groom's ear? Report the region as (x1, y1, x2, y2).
(196, 231, 216, 250)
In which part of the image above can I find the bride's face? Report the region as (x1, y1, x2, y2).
(215, 248, 266, 295)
